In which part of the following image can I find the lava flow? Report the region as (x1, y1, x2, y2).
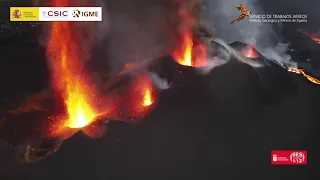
(288, 67, 320, 85)
(243, 45, 259, 58)
(47, 21, 101, 130)
(297, 29, 320, 44)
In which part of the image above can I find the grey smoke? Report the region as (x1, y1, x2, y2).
(101, 0, 174, 74)
(204, 0, 295, 68)
(147, 72, 170, 90)
(261, 43, 297, 68)
(197, 38, 265, 74)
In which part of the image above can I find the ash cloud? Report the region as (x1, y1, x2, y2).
(98, 0, 174, 74)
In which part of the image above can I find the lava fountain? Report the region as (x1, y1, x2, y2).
(172, 31, 193, 66)
(170, 0, 207, 67)
(47, 19, 101, 131)
(172, 30, 207, 67)
(131, 74, 155, 116)
(141, 78, 154, 107)
(116, 74, 155, 122)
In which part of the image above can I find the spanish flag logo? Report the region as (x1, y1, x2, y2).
(10, 7, 39, 21)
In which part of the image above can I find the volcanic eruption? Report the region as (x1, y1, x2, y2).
(0, 0, 159, 162)
(0, 0, 319, 164)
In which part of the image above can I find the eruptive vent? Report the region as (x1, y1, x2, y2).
(126, 74, 155, 119)
(242, 45, 259, 58)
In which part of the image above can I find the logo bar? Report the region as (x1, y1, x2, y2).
(10, 7, 102, 21)
(271, 150, 307, 165)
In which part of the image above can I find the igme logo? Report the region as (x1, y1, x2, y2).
(72, 10, 80, 18)
(72, 10, 99, 18)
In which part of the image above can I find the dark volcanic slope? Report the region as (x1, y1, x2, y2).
(1, 56, 319, 180)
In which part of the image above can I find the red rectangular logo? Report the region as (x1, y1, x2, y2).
(271, 150, 307, 165)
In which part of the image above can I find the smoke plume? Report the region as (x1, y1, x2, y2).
(99, 0, 174, 74)
(204, 0, 295, 67)
(197, 38, 266, 74)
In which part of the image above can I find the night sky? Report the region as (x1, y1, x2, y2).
(0, 0, 319, 180)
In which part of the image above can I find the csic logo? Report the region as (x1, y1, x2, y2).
(12, 9, 22, 19)
(43, 10, 68, 17)
(72, 10, 99, 18)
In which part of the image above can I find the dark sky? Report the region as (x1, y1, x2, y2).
(0, 0, 320, 180)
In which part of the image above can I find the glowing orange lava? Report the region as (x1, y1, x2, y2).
(311, 36, 320, 44)
(142, 87, 153, 106)
(47, 20, 100, 129)
(297, 29, 320, 44)
(288, 67, 320, 85)
(172, 31, 207, 67)
(137, 74, 154, 107)
(120, 74, 155, 120)
(173, 31, 193, 66)
(243, 46, 259, 58)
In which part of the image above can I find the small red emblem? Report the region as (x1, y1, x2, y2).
(271, 150, 307, 165)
